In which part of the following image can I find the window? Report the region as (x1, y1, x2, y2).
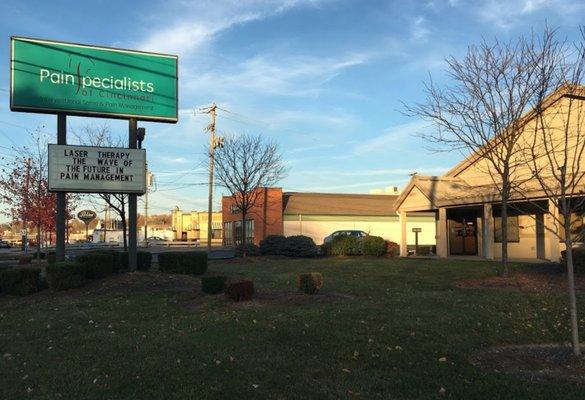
(559, 212, 585, 242)
(223, 222, 233, 245)
(245, 220, 255, 243)
(494, 216, 520, 243)
(233, 220, 255, 245)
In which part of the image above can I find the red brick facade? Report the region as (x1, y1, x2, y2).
(222, 187, 284, 245)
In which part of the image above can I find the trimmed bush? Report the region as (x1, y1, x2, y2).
(562, 247, 585, 274)
(0, 267, 41, 295)
(201, 275, 227, 294)
(259, 235, 287, 255)
(234, 243, 261, 257)
(158, 251, 208, 275)
(47, 251, 56, 265)
(282, 235, 319, 257)
(386, 241, 400, 257)
(363, 236, 387, 257)
(320, 242, 332, 256)
(76, 251, 117, 279)
(18, 255, 32, 265)
(225, 279, 254, 301)
(121, 251, 153, 271)
(46, 262, 86, 290)
(298, 272, 323, 294)
(331, 235, 363, 256)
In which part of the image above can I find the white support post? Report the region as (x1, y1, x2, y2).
(436, 208, 448, 258)
(399, 211, 408, 257)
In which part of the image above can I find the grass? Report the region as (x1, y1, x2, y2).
(0, 257, 584, 399)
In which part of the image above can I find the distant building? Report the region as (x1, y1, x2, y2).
(171, 207, 222, 244)
(222, 188, 436, 249)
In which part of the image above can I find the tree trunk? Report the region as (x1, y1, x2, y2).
(36, 222, 41, 266)
(241, 212, 247, 258)
(564, 224, 581, 355)
(500, 189, 509, 277)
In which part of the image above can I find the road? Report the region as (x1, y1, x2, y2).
(0, 244, 235, 261)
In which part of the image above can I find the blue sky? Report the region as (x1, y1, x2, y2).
(1, 0, 585, 215)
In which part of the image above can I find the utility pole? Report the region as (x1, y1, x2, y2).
(200, 103, 216, 252)
(104, 203, 109, 243)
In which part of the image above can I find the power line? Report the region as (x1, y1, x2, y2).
(215, 107, 319, 140)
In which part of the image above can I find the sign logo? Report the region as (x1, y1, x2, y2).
(77, 210, 97, 223)
(10, 37, 178, 122)
(48, 144, 146, 194)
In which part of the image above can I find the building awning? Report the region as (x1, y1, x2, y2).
(212, 222, 222, 230)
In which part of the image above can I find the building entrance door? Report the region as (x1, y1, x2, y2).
(449, 218, 478, 255)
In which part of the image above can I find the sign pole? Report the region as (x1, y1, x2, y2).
(56, 113, 67, 262)
(128, 119, 138, 271)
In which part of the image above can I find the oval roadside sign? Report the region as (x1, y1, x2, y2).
(77, 209, 97, 223)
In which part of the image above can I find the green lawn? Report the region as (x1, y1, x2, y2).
(0, 257, 583, 399)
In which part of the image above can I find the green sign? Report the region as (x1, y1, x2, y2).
(10, 37, 178, 122)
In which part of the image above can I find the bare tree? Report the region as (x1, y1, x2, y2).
(214, 134, 287, 256)
(73, 124, 129, 250)
(518, 33, 585, 356)
(405, 28, 560, 276)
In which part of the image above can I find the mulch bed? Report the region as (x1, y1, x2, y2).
(470, 344, 585, 384)
(455, 264, 585, 293)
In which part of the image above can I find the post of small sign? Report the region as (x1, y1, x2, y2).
(412, 227, 422, 256)
(10, 36, 178, 268)
(56, 114, 66, 261)
(128, 119, 138, 269)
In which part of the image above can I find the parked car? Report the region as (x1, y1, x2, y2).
(141, 236, 167, 246)
(0, 240, 11, 248)
(146, 236, 166, 242)
(323, 230, 368, 244)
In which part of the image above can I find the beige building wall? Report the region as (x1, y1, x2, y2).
(283, 214, 436, 245)
(491, 215, 538, 260)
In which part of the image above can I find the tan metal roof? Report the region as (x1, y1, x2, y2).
(283, 192, 398, 216)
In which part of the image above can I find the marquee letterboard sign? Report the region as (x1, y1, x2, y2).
(10, 37, 178, 122)
(48, 144, 146, 194)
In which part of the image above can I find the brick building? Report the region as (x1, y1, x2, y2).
(222, 187, 284, 245)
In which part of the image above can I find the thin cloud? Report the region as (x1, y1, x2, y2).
(411, 16, 430, 42)
(186, 52, 372, 97)
(136, 0, 335, 55)
(353, 121, 430, 155)
(476, 0, 585, 29)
